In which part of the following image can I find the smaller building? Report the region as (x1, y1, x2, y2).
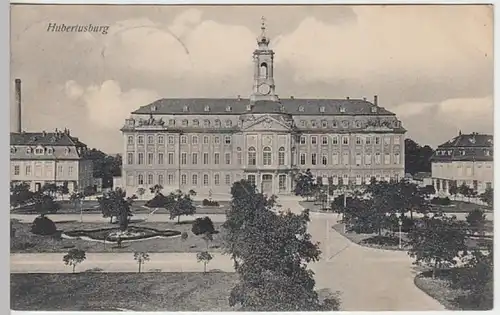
(10, 129, 94, 193)
(430, 132, 493, 195)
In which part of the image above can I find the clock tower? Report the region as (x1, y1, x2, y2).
(250, 17, 279, 102)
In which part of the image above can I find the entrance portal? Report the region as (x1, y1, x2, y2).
(262, 174, 273, 194)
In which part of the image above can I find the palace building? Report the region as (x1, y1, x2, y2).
(120, 20, 406, 197)
(430, 132, 493, 195)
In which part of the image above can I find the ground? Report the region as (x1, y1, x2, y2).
(11, 220, 224, 253)
(10, 272, 239, 311)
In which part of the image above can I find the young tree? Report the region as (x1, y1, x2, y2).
(293, 169, 316, 201)
(192, 217, 216, 249)
(97, 188, 136, 229)
(133, 251, 150, 273)
(197, 251, 213, 273)
(479, 187, 493, 207)
(165, 190, 196, 223)
(149, 184, 163, 196)
(407, 214, 468, 278)
(136, 187, 146, 200)
(63, 248, 86, 273)
(466, 209, 487, 236)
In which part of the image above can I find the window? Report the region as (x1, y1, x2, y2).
(214, 174, 220, 185)
(343, 174, 349, 185)
(356, 175, 362, 185)
(158, 135, 164, 144)
(366, 137, 371, 145)
(35, 163, 42, 177)
(321, 120, 328, 128)
(203, 136, 209, 144)
(224, 136, 231, 144)
(384, 137, 390, 145)
(138, 136, 144, 144)
(394, 153, 401, 164)
(193, 119, 199, 127)
(322, 155, 328, 165)
(247, 174, 256, 186)
(263, 147, 272, 165)
(215, 120, 221, 127)
(169, 119, 175, 126)
(35, 147, 44, 154)
(300, 153, 306, 165)
(182, 119, 188, 127)
(14, 165, 20, 175)
(375, 153, 381, 164)
(214, 153, 220, 164)
(384, 154, 390, 165)
(332, 120, 338, 128)
(168, 136, 174, 144)
(168, 174, 174, 185)
(214, 136, 220, 144)
(237, 148, 242, 165)
(68, 166, 73, 176)
(342, 152, 349, 165)
(192, 153, 198, 165)
(278, 147, 285, 165)
(192, 174, 198, 185)
(226, 105, 232, 112)
(181, 174, 187, 185)
(181, 153, 187, 165)
(158, 174, 164, 186)
(225, 120, 233, 127)
(300, 136, 306, 145)
(25, 165, 31, 176)
(365, 154, 372, 165)
(311, 120, 317, 128)
(168, 153, 174, 164)
(311, 153, 317, 165)
(127, 152, 134, 164)
(394, 136, 400, 145)
(203, 174, 209, 186)
(279, 174, 287, 191)
(138, 153, 144, 165)
(26, 147, 32, 154)
(225, 153, 231, 165)
(147, 153, 154, 165)
(148, 173, 154, 185)
(300, 120, 306, 127)
(147, 135, 154, 144)
(311, 136, 317, 145)
(375, 137, 380, 145)
(183, 106, 189, 112)
(181, 135, 187, 144)
(298, 106, 305, 112)
(192, 136, 198, 144)
(332, 153, 339, 165)
(332, 136, 338, 145)
(248, 147, 256, 165)
(225, 174, 231, 185)
(127, 136, 134, 145)
(321, 136, 328, 145)
(356, 137, 362, 145)
(356, 153, 362, 165)
(138, 174, 144, 185)
(158, 153, 164, 164)
(203, 153, 209, 164)
(319, 106, 325, 113)
(342, 137, 349, 145)
(204, 120, 210, 127)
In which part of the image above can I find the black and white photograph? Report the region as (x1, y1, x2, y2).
(9, 2, 494, 312)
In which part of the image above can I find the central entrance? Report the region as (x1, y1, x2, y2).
(262, 174, 273, 194)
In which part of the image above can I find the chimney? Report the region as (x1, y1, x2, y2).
(374, 95, 378, 106)
(363, 97, 367, 101)
(346, 96, 350, 100)
(14, 79, 22, 133)
(237, 95, 241, 101)
(290, 96, 294, 99)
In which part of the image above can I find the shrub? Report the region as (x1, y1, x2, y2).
(31, 215, 57, 235)
(181, 231, 189, 241)
(431, 197, 451, 205)
(202, 199, 220, 207)
(192, 217, 215, 235)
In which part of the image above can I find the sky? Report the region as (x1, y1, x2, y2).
(10, 4, 493, 154)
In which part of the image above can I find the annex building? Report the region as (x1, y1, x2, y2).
(120, 21, 406, 197)
(430, 132, 493, 195)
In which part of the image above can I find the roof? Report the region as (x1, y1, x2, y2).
(437, 133, 493, 148)
(132, 98, 396, 116)
(431, 133, 493, 162)
(10, 131, 87, 147)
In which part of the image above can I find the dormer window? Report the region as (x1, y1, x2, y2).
(151, 105, 157, 112)
(65, 147, 71, 155)
(204, 105, 210, 112)
(340, 107, 346, 113)
(298, 106, 305, 112)
(26, 147, 32, 154)
(225, 105, 232, 112)
(193, 119, 199, 127)
(319, 106, 325, 113)
(371, 107, 378, 113)
(332, 120, 338, 128)
(300, 120, 306, 127)
(204, 120, 210, 128)
(355, 121, 362, 128)
(182, 119, 188, 127)
(461, 150, 466, 156)
(321, 120, 328, 128)
(342, 120, 349, 128)
(215, 119, 221, 127)
(225, 120, 233, 127)
(47, 147, 54, 154)
(169, 119, 175, 126)
(10, 146, 16, 154)
(485, 150, 491, 156)
(311, 120, 317, 128)
(183, 105, 189, 112)
(35, 147, 44, 155)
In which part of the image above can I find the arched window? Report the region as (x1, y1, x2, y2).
(260, 62, 268, 78)
(225, 120, 233, 127)
(248, 147, 256, 166)
(278, 147, 285, 165)
(263, 147, 272, 165)
(215, 119, 221, 127)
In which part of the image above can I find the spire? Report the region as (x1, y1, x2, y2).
(257, 16, 270, 46)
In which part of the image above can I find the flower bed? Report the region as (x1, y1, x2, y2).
(63, 226, 181, 242)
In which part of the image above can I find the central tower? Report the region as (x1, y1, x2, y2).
(250, 17, 279, 103)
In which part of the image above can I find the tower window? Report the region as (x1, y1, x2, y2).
(260, 62, 268, 78)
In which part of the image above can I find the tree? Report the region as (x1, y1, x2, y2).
(293, 169, 316, 201)
(85, 149, 122, 188)
(63, 249, 86, 273)
(479, 187, 493, 207)
(133, 251, 150, 273)
(145, 193, 169, 213)
(407, 214, 468, 278)
(192, 217, 216, 249)
(83, 185, 96, 197)
(32, 192, 60, 216)
(422, 184, 436, 197)
(466, 209, 487, 236)
(458, 183, 471, 202)
(149, 184, 163, 196)
(404, 138, 434, 175)
(165, 190, 196, 223)
(136, 187, 146, 199)
(197, 251, 213, 273)
(449, 182, 458, 200)
(41, 183, 58, 198)
(57, 182, 70, 200)
(399, 180, 430, 221)
(97, 188, 136, 229)
(223, 179, 338, 311)
(10, 182, 34, 208)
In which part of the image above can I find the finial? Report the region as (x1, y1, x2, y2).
(261, 16, 266, 33)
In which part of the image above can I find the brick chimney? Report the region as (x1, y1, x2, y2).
(14, 79, 22, 133)
(374, 95, 378, 106)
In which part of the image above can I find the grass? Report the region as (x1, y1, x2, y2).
(431, 200, 492, 213)
(10, 220, 224, 253)
(10, 272, 239, 311)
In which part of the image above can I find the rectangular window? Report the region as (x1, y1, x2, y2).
(278, 151, 285, 165)
(35, 164, 42, 177)
(214, 174, 220, 185)
(365, 154, 372, 165)
(384, 137, 391, 145)
(224, 136, 231, 144)
(158, 174, 164, 186)
(158, 153, 164, 165)
(332, 153, 339, 165)
(394, 136, 400, 145)
(14, 165, 20, 175)
(181, 135, 187, 144)
(181, 153, 187, 165)
(214, 153, 220, 164)
(247, 175, 256, 186)
(356, 175, 362, 186)
(300, 136, 306, 145)
(127, 136, 134, 145)
(395, 153, 401, 164)
(25, 165, 32, 176)
(279, 174, 286, 191)
(192, 174, 198, 185)
(321, 136, 328, 145)
(342, 137, 349, 145)
(356, 137, 362, 145)
(203, 174, 209, 186)
(192, 136, 198, 144)
(147, 173, 154, 185)
(225, 174, 231, 185)
(168, 174, 174, 185)
(342, 152, 349, 165)
(181, 174, 187, 185)
(300, 153, 306, 165)
(322, 155, 328, 165)
(168, 136, 174, 144)
(248, 151, 256, 165)
(225, 153, 231, 165)
(147, 135, 154, 144)
(147, 153, 154, 165)
(203, 136, 209, 144)
(127, 152, 134, 164)
(214, 136, 220, 144)
(138, 174, 144, 185)
(375, 153, 381, 164)
(375, 137, 380, 145)
(237, 152, 242, 165)
(138, 136, 144, 144)
(168, 153, 174, 164)
(192, 153, 198, 165)
(384, 154, 390, 165)
(311, 136, 317, 145)
(332, 136, 338, 145)
(355, 153, 362, 165)
(311, 153, 317, 165)
(68, 166, 73, 176)
(203, 153, 209, 164)
(138, 153, 144, 165)
(366, 137, 371, 145)
(158, 135, 164, 144)
(57, 165, 63, 175)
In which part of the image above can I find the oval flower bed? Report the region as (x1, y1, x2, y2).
(63, 226, 181, 242)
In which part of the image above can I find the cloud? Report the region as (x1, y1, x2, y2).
(64, 80, 84, 100)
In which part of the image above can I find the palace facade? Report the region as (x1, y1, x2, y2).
(120, 21, 406, 197)
(431, 132, 493, 195)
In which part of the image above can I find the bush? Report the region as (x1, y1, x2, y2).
(192, 217, 215, 235)
(431, 197, 451, 205)
(31, 216, 57, 235)
(202, 199, 220, 207)
(181, 231, 188, 241)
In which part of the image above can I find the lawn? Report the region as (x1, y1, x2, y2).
(10, 220, 224, 253)
(431, 200, 492, 213)
(10, 272, 239, 311)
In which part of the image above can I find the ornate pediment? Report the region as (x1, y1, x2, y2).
(364, 117, 394, 131)
(242, 115, 293, 132)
